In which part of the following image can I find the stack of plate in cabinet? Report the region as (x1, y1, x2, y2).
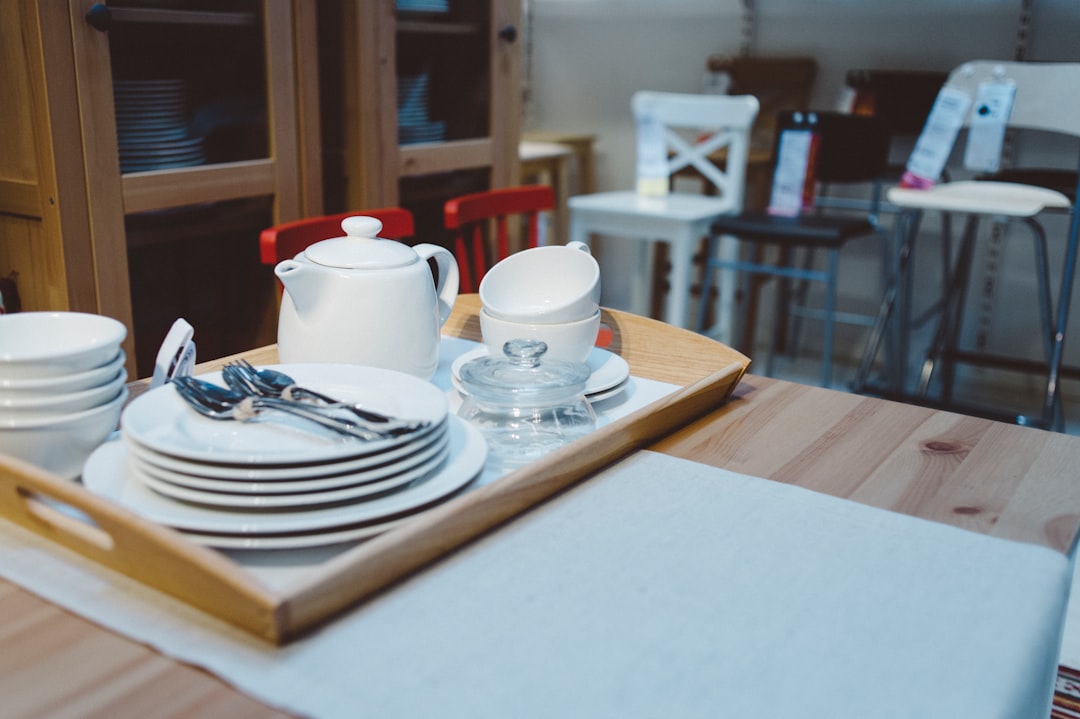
(82, 365, 486, 550)
(397, 69, 446, 145)
(114, 79, 205, 173)
(396, 0, 450, 12)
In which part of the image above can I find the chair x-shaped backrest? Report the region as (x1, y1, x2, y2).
(631, 91, 759, 214)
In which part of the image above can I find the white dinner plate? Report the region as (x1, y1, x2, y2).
(584, 378, 631, 404)
(121, 158, 205, 172)
(84, 416, 485, 535)
(121, 364, 449, 466)
(125, 417, 444, 481)
(181, 514, 415, 550)
(452, 346, 631, 397)
(130, 424, 450, 495)
(135, 440, 451, 510)
(127, 418, 446, 483)
(117, 127, 190, 142)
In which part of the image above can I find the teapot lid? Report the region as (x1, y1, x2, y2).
(304, 216, 418, 269)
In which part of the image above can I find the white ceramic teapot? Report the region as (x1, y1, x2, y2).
(275, 216, 459, 380)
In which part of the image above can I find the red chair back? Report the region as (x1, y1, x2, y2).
(443, 185, 556, 293)
(259, 208, 415, 265)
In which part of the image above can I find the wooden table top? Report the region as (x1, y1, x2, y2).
(5, 294, 1080, 718)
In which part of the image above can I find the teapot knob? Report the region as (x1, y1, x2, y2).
(342, 216, 383, 238)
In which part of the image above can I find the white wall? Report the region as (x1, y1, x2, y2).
(525, 0, 1080, 411)
(527, 0, 1078, 194)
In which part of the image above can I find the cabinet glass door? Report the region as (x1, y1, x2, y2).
(71, 0, 307, 375)
(103, 1, 269, 173)
(395, 1, 491, 145)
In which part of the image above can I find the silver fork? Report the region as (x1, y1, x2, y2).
(222, 359, 399, 425)
(171, 376, 415, 441)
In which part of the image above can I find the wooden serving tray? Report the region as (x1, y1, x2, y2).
(0, 302, 749, 644)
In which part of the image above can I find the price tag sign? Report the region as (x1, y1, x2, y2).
(963, 80, 1016, 172)
(901, 86, 972, 188)
(768, 128, 817, 217)
(636, 109, 669, 197)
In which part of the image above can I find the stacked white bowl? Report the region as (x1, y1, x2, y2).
(478, 241, 602, 363)
(0, 312, 129, 480)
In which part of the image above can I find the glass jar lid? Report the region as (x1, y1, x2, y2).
(458, 339, 590, 407)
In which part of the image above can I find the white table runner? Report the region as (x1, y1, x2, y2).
(0, 448, 1069, 718)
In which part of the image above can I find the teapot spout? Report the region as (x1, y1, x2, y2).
(275, 259, 320, 315)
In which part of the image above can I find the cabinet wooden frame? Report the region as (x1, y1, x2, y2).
(342, 0, 522, 209)
(1, 0, 320, 374)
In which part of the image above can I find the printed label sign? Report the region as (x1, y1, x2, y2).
(901, 86, 972, 188)
(636, 110, 669, 197)
(768, 129, 818, 217)
(963, 80, 1016, 173)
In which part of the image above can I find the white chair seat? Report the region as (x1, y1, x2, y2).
(569, 192, 734, 330)
(888, 180, 1071, 217)
(569, 191, 736, 224)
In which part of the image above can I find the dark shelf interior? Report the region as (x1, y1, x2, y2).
(125, 198, 277, 378)
(107, 0, 269, 169)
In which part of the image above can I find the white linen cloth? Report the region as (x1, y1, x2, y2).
(0, 447, 1069, 718)
(1062, 566, 1080, 669)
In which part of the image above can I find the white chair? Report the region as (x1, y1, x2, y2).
(568, 92, 759, 331)
(856, 60, 1080, 430)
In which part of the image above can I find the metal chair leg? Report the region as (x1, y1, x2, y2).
(854, 208, 923, 393)
(696, 235, 719, 335)
(916, 214, 979, 399)
(1023, 218, 1055, 356)
(1042, 171, 1080, 430)
(822, 248, 839, 388)
(786, 246, 817, 356)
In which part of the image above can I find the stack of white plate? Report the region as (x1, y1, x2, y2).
(114, 78, 205, 172)
(397, 70, 447, 145)
(82, 364, 487, 550)
(396, 0, 450, 13)
(0, 313, 129, 480)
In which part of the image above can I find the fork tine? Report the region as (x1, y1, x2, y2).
(240, 362, 279, 394)
(222, 365, 257, 395)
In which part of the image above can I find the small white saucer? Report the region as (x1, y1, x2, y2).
(451, 346, 631, 398)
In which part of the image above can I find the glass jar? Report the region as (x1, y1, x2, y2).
(457, 339, 597, 472)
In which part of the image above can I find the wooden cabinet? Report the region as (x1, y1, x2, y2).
(1, 0, 522, 375)
(1, 0, 321, 376)
(323, 0, 522, 238)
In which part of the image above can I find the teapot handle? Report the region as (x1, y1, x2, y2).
(413, 244, 460, 326)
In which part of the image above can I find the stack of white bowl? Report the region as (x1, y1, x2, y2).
(477, 241, 603, 364)
(0, 312, 129, 480)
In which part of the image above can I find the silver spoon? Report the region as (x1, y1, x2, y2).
(172, 376, 404, 441)
(223, 359, 400, 425)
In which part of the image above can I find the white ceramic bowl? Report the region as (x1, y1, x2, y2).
(0, 312, 127, 380)
(480, 242, 600, 324)
(0, 369, 127, 419)
(0, 386, 127, 480)
(480, 308, 601, 364)
(0, 350, 126, 396)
